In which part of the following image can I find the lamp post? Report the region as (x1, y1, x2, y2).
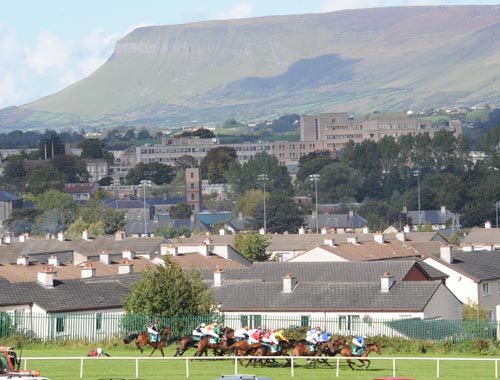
(140, 180, 152, 237)
(257, 174, 269, 233)
(309, 174, 320, 234)
(496, 201, 499, 229)
(413, 170, 421, 227)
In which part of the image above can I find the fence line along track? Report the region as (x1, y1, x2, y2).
(22, 355, 500, 379)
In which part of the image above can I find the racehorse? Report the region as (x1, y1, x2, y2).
(291, 341, 329, 368)
(194, 335, 231, 357)
(318, 337, 347, 357)
(340, 343, 381, 370)
(175, 327, 233, 357)
(124, 327, 172, 357)
(245, 341, 293, 368)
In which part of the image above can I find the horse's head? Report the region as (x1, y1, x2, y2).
(368, 343, 381, 355)
(161, 327, 172, 340)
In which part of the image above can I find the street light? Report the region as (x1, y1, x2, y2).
(111, 179, 119, 210)
(140, 180, 152, 237)
(496, 201, 499, 229)
(257, 174, 269, 233)
(413, 170, 421, 228)
(309, 174, 320, 234)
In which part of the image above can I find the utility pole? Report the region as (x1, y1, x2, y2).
(257, 174, 269, 233)
(496, 201, 499, 229)
(140, 180, 152, 237)
(413, 170, 421, 228)
(309, 174, 320, 234)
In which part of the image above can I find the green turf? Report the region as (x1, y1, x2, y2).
(16, 346, 500, 380)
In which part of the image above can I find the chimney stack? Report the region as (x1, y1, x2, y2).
(219, 228, 225, 236)
(119, 260, 133, 274)
(484, 242, 494, 252)
(17, 255, 29, 266)
(115, 230, 125, 241)
(57, 231, 65, 242)
(81, 263, 96, 278)
(48, 256, 61, 267)
(4, 235, 11, 244)
(380, 272, 395, 293)
(283, 272, 298, 293)
(298, 227, 305, 235)
(402, 206, 408, 214)
(259, 228, 265, 235)
(213, 266, 225, 287)
(100, 252, 111, 265)
(396, 232, 406, 242)
(403, 225, 411, 233)
(374, 232, 385, 244)
(19, 234, 26, 243)
(440, 246, 453, 264)
(485, 221, 492, 229)
(347, 236, 359, 245)
(82, 229, 89, 241)
(38, 267, 57, 288)
(122, 250, 135, 260)
(349, 210, 354, 217)
(198, 244, 210, 257)
(321, 227, 327, 235)
(362, 226, 369, 234)
(324, 239, 335, 247)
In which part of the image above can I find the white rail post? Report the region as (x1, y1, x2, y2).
(436, 358, 440, 378)
(392, 358, 396, 377)
(291, 357, 294, 377)
(24, 359, 27, 371)
(496, 359, 498, 379)
(135, 358, 139, 379)
(336, 358, 339, 377)
(80, 358, 84, 379)
(234, 356, 238, 375)
(185, 358, 189, 378)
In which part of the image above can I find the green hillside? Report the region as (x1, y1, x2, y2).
(2, 5, 500, 129)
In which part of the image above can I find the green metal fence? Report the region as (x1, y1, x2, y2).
(1, 312, 498, 342)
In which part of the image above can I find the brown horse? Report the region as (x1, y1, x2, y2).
(124, 327, 172, 357)
(319, 337, 347, 357)
(340, 343, 381, 370)
(292, 341, 329, 368)
(174, 336, 196, 357)
(194, 336, 231, 357)
(246, 341, 292, 368)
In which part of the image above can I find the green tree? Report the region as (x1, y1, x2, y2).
(169, 203, 192, 219)
(34, 208, 76, 234)
(4, 155, 26, 182)
(234, 232, 269, 262)
(296, 155, 334, 183)
(175, 155, 197, 170)
(25, 164, 67, 194)
(78, 202, 125, 234)
(50, 155, 89, 183)
(155, 226, 192, 238)
(200, 147, 237, 183)
(463, 301, 489, 321)
(123, 256, 214, 316)
(421, 172, 466, 212)
(233, 189, 265, 217)
(177, 129, 216, 139)
(251, 194, 305, 233)
(137, 128, 151, 140)
(359, 199, 389, 231)
(126, 162, 175, 185)
(98, 176, 113, 186)
(38, 131, 65, 159)
(37, 190, 78, 214)
(317, 163, 364, 203)
(79, 138, 106, 159)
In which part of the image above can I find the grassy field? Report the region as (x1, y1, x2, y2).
(15, 345, 500, 380)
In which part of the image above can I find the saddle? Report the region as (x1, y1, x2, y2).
(307, 343, 316, 352)
(351, 345, 365, 356)
(149, 333, 159, 343)
(262, 342, 279, 353)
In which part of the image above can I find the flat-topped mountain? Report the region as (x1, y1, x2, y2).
(3, 5, 500, 128)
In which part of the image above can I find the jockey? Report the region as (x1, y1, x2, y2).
(202, 322, 220, 340)
(261, 329, 274, 345)
(318, 330, 331, 343)
(86, 347, 110, 357)
(247, 327, 263, 345)
(234, 326, 249, 341)
(192, 323, 206, 338)
(306, 326, 322, 349)
(352, 335, 367, 355)
(147, 318, 160, 342)
(273, 329, 288, 344)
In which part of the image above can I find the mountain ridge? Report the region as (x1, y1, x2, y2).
(2, 5, 500, 129)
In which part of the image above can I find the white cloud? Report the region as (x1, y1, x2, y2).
(25, 31, 71, 74)
(216, 2, 253, 20)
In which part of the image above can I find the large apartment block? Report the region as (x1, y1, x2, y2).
(301, 112, 462, 149)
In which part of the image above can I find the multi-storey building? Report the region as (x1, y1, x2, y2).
(186, 167, 202, 212)
(301, 112, 462, 149)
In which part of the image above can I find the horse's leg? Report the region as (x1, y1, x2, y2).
(160, 346, 165, 357)
(364, 359, 371, 370)
(347, 359, 355, 370)
(149, 346, 157, 357)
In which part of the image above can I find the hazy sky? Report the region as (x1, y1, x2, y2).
(0, 0, 497, 108)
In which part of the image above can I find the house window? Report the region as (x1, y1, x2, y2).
(483, 282, 490, 296)
(239, 315, 262, 328)
(338, 315, 360, 332)
(191, 194, 195, 200)
(300, 315, 310, 327)
(497, 280, 500, 293)
(190, 183, 195, 189)
(56, 317, 65, 334)
(96, 314, 103, 331)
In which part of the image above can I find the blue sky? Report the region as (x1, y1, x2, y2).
(0, 0, 497, 108)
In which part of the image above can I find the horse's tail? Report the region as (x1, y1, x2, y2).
(123, 333, 139, 344)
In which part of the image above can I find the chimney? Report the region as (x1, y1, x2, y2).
(45, 233, 51, 240)
(81, 263, 96, 278)
(324, 239, 335, 247)
(19, 234, 26, 243)
(119, 260, 133, 274)
(238, 212, 243, 220)
(259, 228, 265, 235)
(283, 272, 298, 293)
(403, 225, 411, 233)
(396, 232, 406, 242)
(362, 226, 369, 234)
(349, 210, 354, 217)
(57, 231, 65, 242)
(440, 246, 453, 264)
(321, 227, 327, 235)
(122, 250, 135, 260)
(115, 230, 125, 241)
(441, 206, 446, 214)
(17, 255, 29, 266)
(402, 206, 408, 214)
(213, 266, 225, 287)
(485, 221, 492, 229)
(198, 244, 210, 257)
(380, 272, 395, 293)
(484, 242, 494, 252)
(219, 228, 225, 236)
(100, 252, 111, 265)
(347, 236, 359, 245)
(38, 267, 57, 288)
(298, 227, 305, 235)
(48, 255, 61, 267)
(82, 229, 89, 241)
(374, 232, 385, 244)
(4, 235, 11, 244)
(462, 244, 473, 252)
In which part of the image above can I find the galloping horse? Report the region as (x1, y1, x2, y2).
(291, 341, 329, 368)
(246, 341, 293, 368)
(174, 336, 196, 357)
(318, 337, 347, 357)
(340, 343, 381, 370)
(124, 327, 172, 357)
(175, 327, 234, 357)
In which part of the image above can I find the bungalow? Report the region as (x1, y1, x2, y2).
(460, 222, 500, 251)
(305, 211, 368, 232)
(63, 183, 98, 201)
